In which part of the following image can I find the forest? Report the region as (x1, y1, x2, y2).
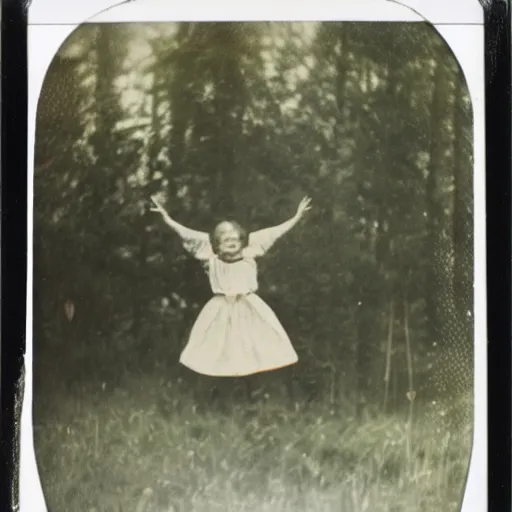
(33, 22, 474, 512)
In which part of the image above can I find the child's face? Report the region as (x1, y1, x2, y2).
(215, 222, 243, 258)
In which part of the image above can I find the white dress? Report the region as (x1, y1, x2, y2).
(175, 220, 299, 377)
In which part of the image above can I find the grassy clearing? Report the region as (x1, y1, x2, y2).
(34, 373, 471, 512)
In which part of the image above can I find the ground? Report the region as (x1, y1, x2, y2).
(34, 368, 471, 512)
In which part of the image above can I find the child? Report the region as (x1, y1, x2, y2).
(150, 195, 311, 377)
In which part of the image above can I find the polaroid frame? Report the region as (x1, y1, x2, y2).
(0, 0, 509, 511)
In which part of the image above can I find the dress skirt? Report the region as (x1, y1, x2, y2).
(179, 293, 298, 377)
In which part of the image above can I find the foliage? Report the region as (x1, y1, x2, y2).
(33, 21, 474, 510)
(35, 372, 472, 512)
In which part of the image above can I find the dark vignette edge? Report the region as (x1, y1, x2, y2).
(484, 0, 512, 511)
(1, 0, 29, 511)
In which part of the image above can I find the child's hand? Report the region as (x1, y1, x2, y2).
(150, 195, 167, 215)
(295, 196, 312, 219)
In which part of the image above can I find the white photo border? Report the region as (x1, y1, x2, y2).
(23, 1, 486, 511)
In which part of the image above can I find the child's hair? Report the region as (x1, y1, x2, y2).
(210, 220, 248, 254)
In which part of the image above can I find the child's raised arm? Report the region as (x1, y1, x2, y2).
(150, 196, 212, 260)
(246, 196, 312, 257)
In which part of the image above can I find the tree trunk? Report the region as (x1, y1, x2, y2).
(383, 300, 395, 412)
(168, 76, 188, 200)
(355, 299, 376, 417)
(133, 71, 164, 339)
(424, 56, 473, 429)
(133, 224, 148, 340)
(352, 58, 382, 417)
(452, 75, 473, 322)
(92, 26, 126, 337)
(425, 55, 451, 347)
(210, 24, 247, 219)
(335, 26, 349, 123)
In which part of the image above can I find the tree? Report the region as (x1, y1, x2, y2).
(33, 22, 474, 417)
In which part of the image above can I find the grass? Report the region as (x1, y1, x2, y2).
(33, 371, 472, 512)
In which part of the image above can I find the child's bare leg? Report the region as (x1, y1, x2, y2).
(257, 366, 296, 408)
(244, 375, 258, 403)
(283, 365, 297, 409)
(192, 375, 210, 410)
(212, 377, 237, 413)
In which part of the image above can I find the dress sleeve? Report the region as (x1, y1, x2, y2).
(175, 224, 213, 260)
(245, 217, 297, 258)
